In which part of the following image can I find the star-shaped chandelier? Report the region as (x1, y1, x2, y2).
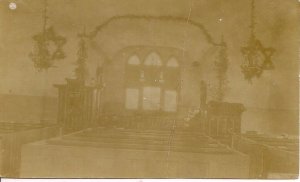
(29, 0, 66, 71)
(241, 0, 275, 83)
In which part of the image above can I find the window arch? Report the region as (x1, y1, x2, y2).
(128, 55, 140, 65)
(166, 57, 179, 67)
(144, 52, 162, 66)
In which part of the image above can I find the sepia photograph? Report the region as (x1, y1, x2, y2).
(0, 0, 299, 179)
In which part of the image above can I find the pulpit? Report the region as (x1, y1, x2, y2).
(205, 101, 245, 137)
(54, 78, 102, 132)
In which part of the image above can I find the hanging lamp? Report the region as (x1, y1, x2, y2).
(240, 0, 275, 83)
(29, 0, 67, 71)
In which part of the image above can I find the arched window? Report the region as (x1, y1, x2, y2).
(125, 51, 180, 112)
(128, 55, 140, 65)
(166, 57, 179, 67)
(144, 52, 162, 66)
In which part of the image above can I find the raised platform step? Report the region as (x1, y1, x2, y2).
(242, 134, 299, 152)
(98, 117, 202, 131)
(67, 134, 216, 144)
(61, 136, 219, 148)
(0, 122, 55, 134)
(79, 128, 207, 139)
(45, 127, 233, 154)
(46, 139, 231, 154)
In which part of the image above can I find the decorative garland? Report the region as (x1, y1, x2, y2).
(84, 15, 220, 46)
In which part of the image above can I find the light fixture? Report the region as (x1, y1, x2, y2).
(241, 0, 275, 83)
(29, 0, 66, 71)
